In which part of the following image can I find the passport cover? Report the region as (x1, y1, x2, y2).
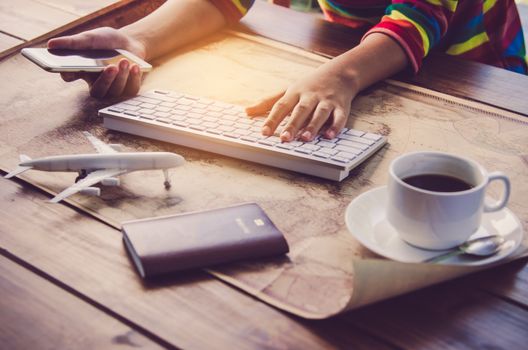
(122, 202, 289, 278)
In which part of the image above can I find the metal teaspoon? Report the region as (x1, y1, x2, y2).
(423, 235, 506, 263)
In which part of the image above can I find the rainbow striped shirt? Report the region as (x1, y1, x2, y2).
(209, 0, 527, 74)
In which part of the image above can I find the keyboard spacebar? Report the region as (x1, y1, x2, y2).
(103, 116, 349, 181)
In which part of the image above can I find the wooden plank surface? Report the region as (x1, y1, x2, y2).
(34, 0, 122, 16)
(239, 1, 528, 116)
(1, 2, 527, 348)
(345, 278, 528, 349)
(0, 0, 139, 60)
(0, 177, 393, 350)
(2, 171, 528, 348)
(0, 0, 78, 41)
(0, 33, 23, 53)
(0, 255, 164, 349)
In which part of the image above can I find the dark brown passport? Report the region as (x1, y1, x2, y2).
(122, 202, 289, 278)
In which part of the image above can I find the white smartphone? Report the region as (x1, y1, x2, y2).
(21, 47, 152, 73)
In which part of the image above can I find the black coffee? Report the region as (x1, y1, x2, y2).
(402, 174, 473, 192)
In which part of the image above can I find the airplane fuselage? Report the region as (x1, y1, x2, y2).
(20, 152, 183, 172)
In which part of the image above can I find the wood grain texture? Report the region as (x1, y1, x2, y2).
(239, 1, 528, 116)
(0, 0, 78, 41)
(0, 0, 151, 60)
(343, 280, 528, 349)
(0, 33, 24, 54)
(0, 177, 392, 350)
(0, 255, 163, 350)
(2, 170, 527, 349)
(34, 0, 121, 16)
(0, 2, 527, 348)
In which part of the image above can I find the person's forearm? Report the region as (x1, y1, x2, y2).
(121, 0, 226, 60)
(331, 33, 409, 93)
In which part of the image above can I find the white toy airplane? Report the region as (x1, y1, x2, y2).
(4, 132, 184, 203)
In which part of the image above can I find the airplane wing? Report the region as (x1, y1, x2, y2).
(83, 131, 118, 154)
(49, 168, 127, 203)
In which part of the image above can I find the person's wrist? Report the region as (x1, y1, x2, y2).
(119, 28, 148, 60)
(340, 67, 361, 95)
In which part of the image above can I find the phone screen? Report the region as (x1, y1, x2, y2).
(45, 49, 128, 67)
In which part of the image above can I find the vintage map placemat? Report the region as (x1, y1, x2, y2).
(1, 32, 527, 319)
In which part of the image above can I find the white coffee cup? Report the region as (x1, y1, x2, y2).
(386, 151, 510, 250)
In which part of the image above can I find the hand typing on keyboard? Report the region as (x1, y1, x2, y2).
(100, 90, 387, 181)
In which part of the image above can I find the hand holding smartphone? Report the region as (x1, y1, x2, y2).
(21, 48, 152, 73)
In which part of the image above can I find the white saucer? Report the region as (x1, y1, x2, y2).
(345, 186, 524, 265)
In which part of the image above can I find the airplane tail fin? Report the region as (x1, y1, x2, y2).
(5, 155, 33, 178)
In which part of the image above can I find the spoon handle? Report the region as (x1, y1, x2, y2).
(423, 248, 465, 263)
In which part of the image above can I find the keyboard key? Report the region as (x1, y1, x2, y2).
(331, 156, 350, 163)
(240, 136, 258, 142)
(122, 100, 143, 106)
(154, 111, 170, 118)
(171, 110, 186, 116)
(178, 99, 194, 105)
(299, 144, 320, 151)
(170, 115, 186, 121)
(207, 111, 222, 118)
(190, 125, 206, 131)
(156, 118, 171, 124)
(203, 116, 218, 122)
(233, 123, 250, 130)
(339, 135, 375, 146)
(207, 106, 223, 112)
(236, 118, 253, 125)
(289, 141, 304, 147)
(135, 96, 160, 104)
(318, 148, 338, 155)
(139, 114, 156, 120)
(258, 138, 277, 146)
(206, 129, 222, 135)
(223, 132, 239, 139)
(107, 107, 125, 113)
(294, 148, 312, 155)
(276, 143, 295, 150)
(191, 108, 207, 114)
(334, 144, 363, 155)
(336, 151, 356, 160)
(312, 152, 330, 159)
(219, 125, 235, 132)
(233, 129, 252, 136)
(138, 108, 155, 115)
(317, 140, 336, 148)
(337, 139, 369, 151)
(117, 104, 141, 111)
(175, 105, 192, 112)
(267, 136, 282, 143)
(345, 129, 364, 137)
(160, 101, 176, 108)
(218, 119, 234, 126)
(187, 112, 203, 119)
(203, 121, 219, 129)
(363, 133, 382, 141)
(141, 103, 157, 109)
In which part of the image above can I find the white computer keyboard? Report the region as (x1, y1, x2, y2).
(99, 90, 386, 181)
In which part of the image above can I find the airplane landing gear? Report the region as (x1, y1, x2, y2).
(163, 169, 171, 189)
(75, 169, 87, 183)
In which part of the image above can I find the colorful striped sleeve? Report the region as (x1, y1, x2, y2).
(208, 0, 255, 24)
(364, 1, 458, 72)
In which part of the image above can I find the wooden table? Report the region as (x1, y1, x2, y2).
(1, 1, 527, 348)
